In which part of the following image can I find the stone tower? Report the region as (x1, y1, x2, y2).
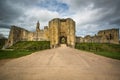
(49, 18, 75, 48)
(36, 21, 40, 32)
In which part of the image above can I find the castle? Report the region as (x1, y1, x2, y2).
(5, 18, 119, 48)
(5, 18, 75, 48)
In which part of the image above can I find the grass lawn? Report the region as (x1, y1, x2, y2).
(0, 41, 50, 60)
(9, 41, 50, 51)
(75, 43, 120, 60)
(0, 50, 34, 59)
(94, 51, 120, 60)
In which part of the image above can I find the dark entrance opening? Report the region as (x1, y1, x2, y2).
(60, 36, 67, 44)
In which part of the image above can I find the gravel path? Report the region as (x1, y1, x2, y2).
(0, 45, 120, 80)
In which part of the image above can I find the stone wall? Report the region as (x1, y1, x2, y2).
(98, 29, 119, 44)
(5, 24, 49, 48)
(49, 18, 75, 48)
(5, 26, 29, 47)
(49, 18, 59, 48)
(76, 28, 119, 44)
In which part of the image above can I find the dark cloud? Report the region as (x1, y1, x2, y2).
(93, 0, 120, 22)
(0, 0, 26, 37)
(64, 0, 120, 36)
(0, 0, 24, 24)
(0, 24, 10, 29)
(0, 0, 38, 33)
(10, 0, 39, 6)
(109, 18, 120, 25)
(0, 0, 120, 38)
(66, 0, 120, 23)
(96, 0, 119, 22)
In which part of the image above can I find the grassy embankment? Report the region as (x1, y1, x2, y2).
(75, 43, 120, 60)
(0, 41, 50, 59)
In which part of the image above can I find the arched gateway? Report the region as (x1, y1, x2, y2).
(49, 18, 75, 48)
(60, 36, 67, 44)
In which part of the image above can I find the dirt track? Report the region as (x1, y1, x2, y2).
(0, 45, 120, 80)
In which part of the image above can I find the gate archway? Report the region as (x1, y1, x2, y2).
(59, 36, 67, 44)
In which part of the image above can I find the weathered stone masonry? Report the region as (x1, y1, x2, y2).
(5, 18, 119, 48)
(49, 18, 75, 48)
(76, 28, 119, 44)
(5, 18, 75, 48)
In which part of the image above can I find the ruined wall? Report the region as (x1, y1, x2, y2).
(76, 28, 119, 44)
(5, 26, 30, 48)
(76, 37, 84, 43)
(5, 25, 49, 48)
(84, 35, 92, 43)
(98, 29, 119, 44)
(44, 26, 50, 41)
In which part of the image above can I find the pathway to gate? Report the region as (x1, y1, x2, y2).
(0, 46, 120, 80)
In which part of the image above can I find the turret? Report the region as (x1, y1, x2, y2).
(36, 21, 40, 32)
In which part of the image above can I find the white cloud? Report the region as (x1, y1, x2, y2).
(14, 7, 61, 31)
(0, 28, 10, 38)
(0, 0, 120, 38)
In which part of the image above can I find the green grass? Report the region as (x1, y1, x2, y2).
(0, 41, 50, 59)
(0, 50, 34, 59)
(9, 41, 50, 51)
(94, 51, 120, 60)
(75, 43, 120, 60)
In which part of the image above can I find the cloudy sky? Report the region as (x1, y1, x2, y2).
(0, 0, 120, 38)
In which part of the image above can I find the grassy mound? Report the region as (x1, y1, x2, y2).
(0, 41, 50, 59)
(75, 43, 120, 60)
(0, 50, 33, 59)
(9, 41, 50, 51)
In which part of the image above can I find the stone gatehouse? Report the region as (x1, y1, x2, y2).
(49, 18, 75, 48)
